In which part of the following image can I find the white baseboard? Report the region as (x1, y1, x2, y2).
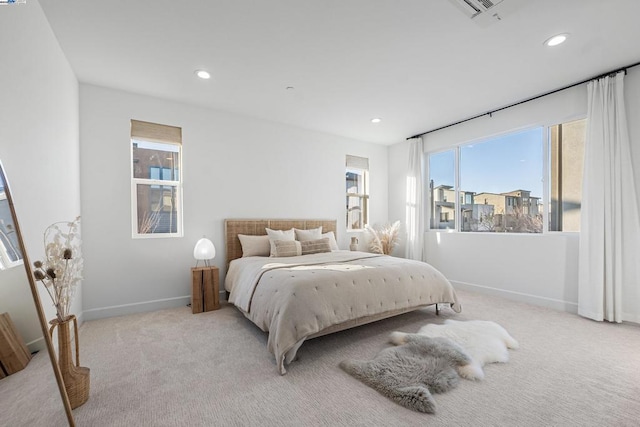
(26, 336, 46, 354)
(82, 295, 191, 321)
(450, 280, 579, 314)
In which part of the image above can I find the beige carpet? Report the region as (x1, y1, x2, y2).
(2, 288, 639, 426)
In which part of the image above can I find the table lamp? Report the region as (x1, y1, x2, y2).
(193, 236, 215, 267)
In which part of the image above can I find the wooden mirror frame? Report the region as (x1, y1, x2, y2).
(0, 161, 76, 426)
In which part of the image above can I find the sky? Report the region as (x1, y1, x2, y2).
(428, 127, 544, 198)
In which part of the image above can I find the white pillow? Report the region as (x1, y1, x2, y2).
(272, 240, 302, 257)
(266, 228, 295, 256)
(322, 231, 339, 251)
(294, 226, 323, 241)
(238, 234, 271, 257)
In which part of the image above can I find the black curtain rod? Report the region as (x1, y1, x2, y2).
(406, 59, 640, 140)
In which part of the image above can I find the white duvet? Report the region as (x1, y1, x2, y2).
(226, 251, 461, 374)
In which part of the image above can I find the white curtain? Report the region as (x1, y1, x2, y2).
(578, 72, 640, 322)
(405, 137, 424, 261)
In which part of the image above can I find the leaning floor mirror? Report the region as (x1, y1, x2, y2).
(0, 160, 75, 426)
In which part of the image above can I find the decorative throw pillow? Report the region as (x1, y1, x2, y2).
(301, 238, 332, 255)
(272, 240, 302, 257)
(238, 234, 271, 257)
(322, 231, 339, 251)
(294, 226, 323, 241)
(266, 228, 295, 256)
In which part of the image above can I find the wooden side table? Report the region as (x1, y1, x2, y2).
(191, 266, 220, 314)
(0, 312, 32, 378)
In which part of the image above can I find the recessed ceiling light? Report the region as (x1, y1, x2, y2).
(195, 70, 211, 79)
(544, 33, 569, 47)
(371, 118, 382, 124)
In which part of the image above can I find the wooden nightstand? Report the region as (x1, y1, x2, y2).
(191, 266, 220, 314)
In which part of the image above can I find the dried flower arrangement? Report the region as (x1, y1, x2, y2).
(32, 216, 83, 322)
(365, 220, 401, 255)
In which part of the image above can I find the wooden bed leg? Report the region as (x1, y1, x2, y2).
(435, 304, 440, 316)
(225, 291, 230, 302)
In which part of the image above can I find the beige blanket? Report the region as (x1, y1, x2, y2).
(226, 251, 461, 374)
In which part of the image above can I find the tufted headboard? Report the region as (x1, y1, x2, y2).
(224, 219, 337, 266)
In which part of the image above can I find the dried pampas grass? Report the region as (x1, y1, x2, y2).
(365, 221, 401, 255)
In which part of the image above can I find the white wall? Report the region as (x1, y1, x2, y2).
(0, 1, 80, 349)
(390, 67, 640, 320)
(80, 84, 388, 319)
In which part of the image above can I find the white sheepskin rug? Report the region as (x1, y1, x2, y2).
(389, 319, 519, 381)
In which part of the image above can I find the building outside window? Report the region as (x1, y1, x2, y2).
(428, 118, 585, 233)
(428, 150, 455, 230)
(549, 118, 586, 232)
(346, 155, 369, 230)
(131, 120, 183, 238)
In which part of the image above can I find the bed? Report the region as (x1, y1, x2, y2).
(224, 219, 461, 374)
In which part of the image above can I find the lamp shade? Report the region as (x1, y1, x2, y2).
(193, 237, 216, 260)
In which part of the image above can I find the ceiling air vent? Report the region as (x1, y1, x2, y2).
(448, 0, 508, 25)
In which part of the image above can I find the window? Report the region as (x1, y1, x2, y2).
(346, 155, 369, 230)
(428, 150, 455, 230)
(0, 188, 23, 269)
(549, 118, 585, 231)
(131, 120, 183, 238)
(460, 128, 543, 233)
(149, 166, 179, 182)
(428, 119, 585, 233)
